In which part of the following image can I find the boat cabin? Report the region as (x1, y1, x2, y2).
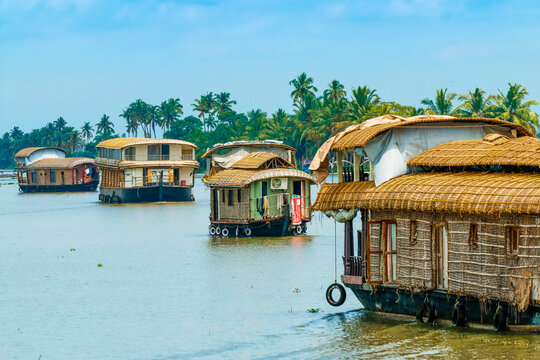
(310, 115, 540, 329)
(15, 147, 98, 192)
(204, 149, 315, 237)
(95, 137, 199, 203)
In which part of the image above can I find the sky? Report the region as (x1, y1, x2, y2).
(2, 0, 540, 135)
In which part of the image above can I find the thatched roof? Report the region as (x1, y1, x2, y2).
(14, 147, 67, 159)
(202, 140, 295, 158)
(231, 152, 292, 169)
(205, 168, 315, 187)
(330, 115, 533, 151)
(97, 137, 197, 150)
(26, 158, 94, 170)
(311, 172, 540, 215)
(408, 134, 540, 167)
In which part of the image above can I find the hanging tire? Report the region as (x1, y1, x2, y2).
(295, 225, 303, 234)
(236, 228, 239, 237)
(493, 306, 507, 331)
(209, 226, 216, 236)
(451, 303, 466, 327)
(326, 283, 346, 306)
(215, 227, 221, 235)
(244, 227, 252, 237)
(221, 228, 229, 237)
(416, 303, 435, 323)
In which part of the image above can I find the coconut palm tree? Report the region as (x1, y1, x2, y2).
(455, 88, 493, 117)
(488, 83, 539, 131)
(81, 122, 94, 144)
(245, 109, 268, 139)
(289, 72, 318, 105)
(54, 117, 67, 130)
(192, 93, 216, 131)
(351, 86, 380, 121)
(120, 107, 137, 137)
(323, 80, 346, 103)
(214, 92, 237, 120)
(96, 114, 114, 138)
(159, 98, 183, 133)
(10, 126, 23, 140)
(421, 88, 457, 115)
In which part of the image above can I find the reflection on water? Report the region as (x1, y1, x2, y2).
(0, 179, 538, 359)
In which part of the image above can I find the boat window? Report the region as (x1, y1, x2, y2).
(410, 220, 418, 245)
(506, 226, 519, 254)
(385, 221, 397, 282)
(50, 169, 56, 183)
(182, 149, 193, 160)
(469, 223, 478, 249)
(161, 145, 170, 160)
(148, 145, 160, 160)
(228, 190, 234, 206)
(124, 146, 136, 160)
(221, 189, 226, 203)
(31, 170, 37, 183)
(237, 189, 242, 203)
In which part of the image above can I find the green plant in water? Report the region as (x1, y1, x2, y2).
(293, 288, 301, 293)
(97, 263, 103, 267)
(307, 308, 320, 313)
(70, 248, 76, 251)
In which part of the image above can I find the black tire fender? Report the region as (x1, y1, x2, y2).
(416, 302, 435, 323)
(295, 225, 303, 234)
(244, 227, 252, 237)
(451, 303, 466, 327)
(493, 305, 507, 331)
(209, 226, 216, 236)
(326, 283, 346, 307)
(221, 227, 229, 237)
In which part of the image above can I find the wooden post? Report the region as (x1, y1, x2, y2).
(337, 151, 343, 183)
(353, 152, 360, 182)
(344, 219, 354, 275)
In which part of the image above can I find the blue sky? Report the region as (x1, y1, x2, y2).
(1, 0, 540, 134)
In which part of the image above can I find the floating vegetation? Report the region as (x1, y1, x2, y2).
(307, 308, 320, 313)
(70, 248, 76, 251)
(97, 263, 103, 267)
(293, 288, 301, 293)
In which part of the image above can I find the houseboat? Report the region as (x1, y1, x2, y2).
(310, 115, 540, 330)
(15, 147, 98, 192)
(95, 138, 199, 203)
(202, 140, 315, 237)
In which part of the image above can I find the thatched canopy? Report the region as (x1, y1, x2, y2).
(408, 134, 540, 167)
(202, 140, 295, 158)
(14, 147, 67, 159)
(205, 168, 315, 187)
(231, 152, 293, 170)
(26, 158, 94, 170)
(329, 115, 532, 151)
(95, 159, 199, 169)
(97, 137, 197, 150)
(312, 172, 540, 215)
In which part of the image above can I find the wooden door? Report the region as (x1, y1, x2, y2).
(434, 224, 448, 289)
(366, 220, 383, 284)
(383, 221, 397, 283)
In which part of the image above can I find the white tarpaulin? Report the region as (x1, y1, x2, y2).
(212, 146, 292, 169)
(361, 122, 514, 186)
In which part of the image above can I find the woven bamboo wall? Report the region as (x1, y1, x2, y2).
(370, 210, 539, 310)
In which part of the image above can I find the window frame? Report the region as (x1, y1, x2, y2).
(469, 223, 478, 250)
(410, 220, 418, 245)
(50, 169, 56, 183)
(228, 189, 234, 206)
(506, 226, 520, 254)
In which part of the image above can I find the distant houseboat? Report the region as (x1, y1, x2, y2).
(203, 141, 315, 237)
(95, 138, 199, 203)
(15, 147, 98, 192)
(311, 115, 540, 330)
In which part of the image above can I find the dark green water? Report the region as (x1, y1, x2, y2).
(0, 178, 538, 359)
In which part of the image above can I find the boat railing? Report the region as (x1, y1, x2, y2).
(123, 154, 195, 161)
(125, 176, 189, 188)
(343, 256, 363, 277)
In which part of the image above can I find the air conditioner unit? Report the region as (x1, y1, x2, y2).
(270, 178, 287, 190)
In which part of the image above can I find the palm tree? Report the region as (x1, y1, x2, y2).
(455, 88, 493, 117)
(246, 109, 268, 139)
(489, 83, 539, 130)
(54, 117, 67, 130)
(81, 122, 93, 144)
(323, 80, 346, 103)
(159, 98, 183, 133)
(289, 73, 318, 105)
(10, 126, 23, 140)
(351, 86, 380, 121)
(192, 93, 216, 131)
(214, 92, 236, 118)
(421, 88, 457, 115)
(120, 107, 137, 137)
(96, 114, 114, 138)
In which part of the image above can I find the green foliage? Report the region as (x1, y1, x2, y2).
(1, 77, 538, 171)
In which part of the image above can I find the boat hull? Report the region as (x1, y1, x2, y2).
(19, 181, 99, 193)
(346, 282, 540, 328)
(209, 217, 309, 237)
(99, 185, 194, 203)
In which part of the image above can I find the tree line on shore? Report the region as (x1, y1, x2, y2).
(1, 73, 538, 169)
